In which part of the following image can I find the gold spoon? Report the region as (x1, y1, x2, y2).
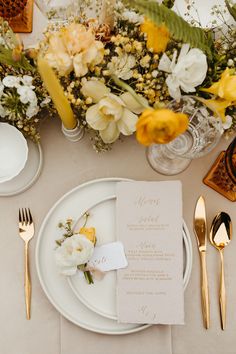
(210, 212, 232, 330)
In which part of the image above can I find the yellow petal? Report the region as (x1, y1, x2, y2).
(136, 108, 188, 146)
(79, 227, 96, 244)
(199, 98, 231, 122)
(140, 19, 170, 53)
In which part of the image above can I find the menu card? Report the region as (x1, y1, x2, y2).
(116, 181, 184, 325)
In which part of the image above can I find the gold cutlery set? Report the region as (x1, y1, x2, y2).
(194, 197, 232, 330)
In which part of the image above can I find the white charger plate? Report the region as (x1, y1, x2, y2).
(68, 194, 192, 320)
(36, 178, 193, 335)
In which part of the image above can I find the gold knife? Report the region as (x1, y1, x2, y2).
(194, 196, 210, 329)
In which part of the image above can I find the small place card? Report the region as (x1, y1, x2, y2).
(116, 181, 184, 325)
(87, 242, 128, 272)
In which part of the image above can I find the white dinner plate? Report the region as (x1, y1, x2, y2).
(68, 194, 192, 320)
(36, 178, 192, 335)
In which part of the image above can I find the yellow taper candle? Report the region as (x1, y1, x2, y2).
(37, 57, 77, 130)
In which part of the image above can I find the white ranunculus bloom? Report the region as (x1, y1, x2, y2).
(17, 86, 37, 104)
(81, 80, 145, 143)
(158, 43, 208, 100)
(55, 235, 94, 276)
(2, 76, 20, 88)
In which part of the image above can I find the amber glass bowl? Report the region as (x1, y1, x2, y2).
(0, 0, 27, 18)
(225, 137, 236, 185)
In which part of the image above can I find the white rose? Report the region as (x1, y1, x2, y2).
(158, 43, 208, 100)
(81, 80, 145, 143)
(55, 235, 94, 276)
(2, 76, 20, 88)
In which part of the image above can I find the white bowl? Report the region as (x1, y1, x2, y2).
(0, 123, 28, 183)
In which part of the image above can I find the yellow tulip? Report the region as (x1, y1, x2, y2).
(136, 108, 189, 146)
(202, 68, 236, 102)
(140, 19, 170, 53)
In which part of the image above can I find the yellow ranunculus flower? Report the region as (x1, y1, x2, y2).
(140, 19, 170, 53)
(136, 108, 189, 145)
(79, 227, 96, 245)
(202, 68, 236, 102)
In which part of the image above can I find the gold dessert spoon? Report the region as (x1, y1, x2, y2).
(209, 212, 232, 330)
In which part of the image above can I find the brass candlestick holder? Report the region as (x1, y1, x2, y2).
(204, 138, 236, 202)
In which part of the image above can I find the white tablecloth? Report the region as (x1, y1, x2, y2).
(1, 5, 236, 353)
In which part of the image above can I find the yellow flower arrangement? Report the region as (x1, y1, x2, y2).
(140, 19, 170, 53)
(136, 108, 189, 145)
(201, 68, 236, 121)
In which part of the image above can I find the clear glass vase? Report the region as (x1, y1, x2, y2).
(146, 96, 223, 176)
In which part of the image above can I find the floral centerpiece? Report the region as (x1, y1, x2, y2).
(0, 0, 235, 149)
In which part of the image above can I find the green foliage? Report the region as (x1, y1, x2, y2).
(162, 0, 175, 9)
(123, 0, 214, 59)
(225, 0, 236, 21)
(0, 46, 34, 71)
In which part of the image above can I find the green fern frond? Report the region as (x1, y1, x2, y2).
(0, 46, 34, 71)
(162, 0, 175, 9)
(225, 0, 236, 21)
(123, 0, 213, 59)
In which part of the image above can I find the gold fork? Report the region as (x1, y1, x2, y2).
(19, 208, 34, 320)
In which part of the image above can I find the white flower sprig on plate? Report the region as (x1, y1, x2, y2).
(55, 214, 97, 284)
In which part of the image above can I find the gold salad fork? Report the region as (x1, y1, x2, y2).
(19, 208, 34, 320)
